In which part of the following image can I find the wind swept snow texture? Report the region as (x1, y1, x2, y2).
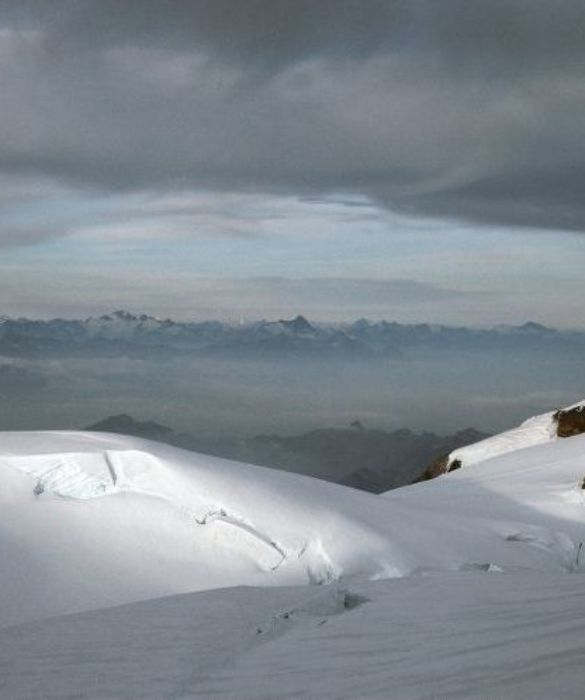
(3, 407, 585, 696)
(1, 572, 585, 698)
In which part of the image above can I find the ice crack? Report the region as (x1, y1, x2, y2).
(195, 508, 287, 570)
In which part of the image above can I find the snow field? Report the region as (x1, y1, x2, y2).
(2, 401, 585, 696)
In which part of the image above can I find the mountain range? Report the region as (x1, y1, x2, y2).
(85, 414, 490, 491)
(2, 310, 584, 360)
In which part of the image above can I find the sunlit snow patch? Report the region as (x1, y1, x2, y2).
(8, 452, 119, 500)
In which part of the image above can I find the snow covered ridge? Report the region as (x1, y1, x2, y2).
(418, 399, 585, 479)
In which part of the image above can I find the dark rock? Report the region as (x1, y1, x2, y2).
(413, 452, 465, 483)
(554, 406, 585, 438)
(415, 454, 450, 482)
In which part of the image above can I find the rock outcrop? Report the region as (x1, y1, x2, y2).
(415, 455, 462, 482)
(554, 405, 585, 438)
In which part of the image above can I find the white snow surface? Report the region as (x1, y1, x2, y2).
(2, 405, 585, 697)
(3, 572, 585, 700)
(0, 430, 393, 627)
(447, 398, 585, 469)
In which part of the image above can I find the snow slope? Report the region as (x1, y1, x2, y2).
(2, 404, 585, 697)
(0, 430, 398, 626)
(446, 398, 584, 469)
(2, 569, 585, 698)
(2, 420, 585, 628)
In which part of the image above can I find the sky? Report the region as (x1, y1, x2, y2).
(1, 1, 585, 326)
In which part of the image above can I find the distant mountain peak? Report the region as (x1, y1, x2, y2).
(85, 414, 174, 439)
(278, 315, 314, 333)
(519, 321, 552, 332)
(111, 310, 149, 322)
(95, 310, 161, 323)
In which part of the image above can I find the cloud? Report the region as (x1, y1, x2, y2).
(0, 186, 400, 248)
(228, 276, 471, 308)
(12, 1, 584, 75)
(0, 0, 583, 239)
(0, 264, 485, 322)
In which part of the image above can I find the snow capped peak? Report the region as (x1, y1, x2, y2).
(83, 310, 169, 339)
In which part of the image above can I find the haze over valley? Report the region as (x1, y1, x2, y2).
(2, 310, 583, 486)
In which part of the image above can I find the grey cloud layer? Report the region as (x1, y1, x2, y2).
(1, 0, 584, 235)
(0, 269, 476, 320)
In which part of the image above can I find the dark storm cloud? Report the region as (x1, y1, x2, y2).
(2, 1, 409, 66)
(11, 1, 584, 73)
(0, 0, 584, 236)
